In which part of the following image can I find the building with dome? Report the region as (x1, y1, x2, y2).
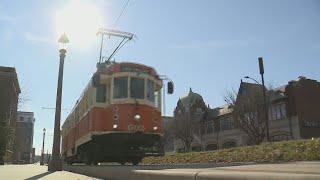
(172, 77, 320, 152)
(173, 88, 245, 152)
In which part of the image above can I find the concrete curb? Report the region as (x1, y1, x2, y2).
(63, 162, 248, 180)
(131, 170, 197, 180)
(63, 162, 320, 180)
(196, 170, 320, 180)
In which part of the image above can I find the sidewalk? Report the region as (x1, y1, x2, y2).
(133, 161, 320, 180)
(0, 164, 99, 180)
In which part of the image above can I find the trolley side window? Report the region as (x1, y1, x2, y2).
(113, 77, 128, 98)
(96, 85, 106, 102)
(130, 77, 145, 99)
(147, 80, 155, 102)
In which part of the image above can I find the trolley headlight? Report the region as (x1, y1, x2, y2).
(134, 114, 141, 121)
(113, 124, 118, 129)
(153, 126, 158, 131)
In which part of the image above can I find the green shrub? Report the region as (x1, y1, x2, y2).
(142, 138, 320, 164)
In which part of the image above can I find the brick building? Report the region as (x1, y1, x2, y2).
(0, 66, 21, 163)
(14, 111, 35, 164)
(173, 77, 320, 152)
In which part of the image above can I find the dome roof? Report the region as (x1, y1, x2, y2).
(180, 88, 204, 107)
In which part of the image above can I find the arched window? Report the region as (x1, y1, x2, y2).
(220, 117, 234, 131)
(222, 141, 236, 149)
(196, 107, 203, 114)
(206, 144, 218, 151)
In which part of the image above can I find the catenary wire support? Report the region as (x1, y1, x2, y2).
(97, 28, 136, 63)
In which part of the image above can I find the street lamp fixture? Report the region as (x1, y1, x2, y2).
(244, 76, 260, 85)
(48, 33, 69, 171)
(58, 33, 69, 50)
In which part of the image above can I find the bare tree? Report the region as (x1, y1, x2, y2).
(173, 103, 207, 152)
(161, 117, 175, 152)
(225, 86, 270, 145)
(0, 119, 14, 164)
(17, 85, 30, 110)
(173, 108, 196, 152)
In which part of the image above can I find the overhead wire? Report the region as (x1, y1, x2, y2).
(113, 0, 130, 28)
(101, 0, 131, 62)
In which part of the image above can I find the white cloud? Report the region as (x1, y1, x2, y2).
(24, 32, 53, 44)
(172, 40, 249, 49)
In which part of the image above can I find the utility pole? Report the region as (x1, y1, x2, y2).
(159, 75, 174, 117)
(40, 128, 46, 165)
(162, 84, 166, 116)
(259, 57, 270, 141)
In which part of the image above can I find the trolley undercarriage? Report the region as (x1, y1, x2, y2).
(65, 132, 164, 165)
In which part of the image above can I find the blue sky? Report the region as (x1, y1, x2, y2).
(0, 0, 319, 155)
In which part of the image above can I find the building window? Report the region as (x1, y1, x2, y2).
(193, 128, 200, 135)
(191, 146, 202, 152)
(206, 122, 214, 134)
(222, 141, 236, 149)
(196, 108, 203, 113)
(113, 77, 128, 99)
(146, 80, 155, 102)
(130, 77, 145, 99)
(269, 103, 286, 120)
(206, 144, 217, 151)
(96, 85, 106, 102)
(220, 117, 234, 131)
(271, 133, 290, 142)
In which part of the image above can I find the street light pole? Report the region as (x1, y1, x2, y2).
(40, 128, 46, 165)
(48, 33, 69, 171)
(258, 57, 270, 142)
(244, 57, 270, 142)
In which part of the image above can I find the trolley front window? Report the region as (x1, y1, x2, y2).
(96, 85, 106, 102)
(130, 77, 145, 99)
(113, 77, 128, 98)
(147, 80, 155, 102)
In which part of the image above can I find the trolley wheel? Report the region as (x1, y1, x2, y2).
(83, 156, 93, 165)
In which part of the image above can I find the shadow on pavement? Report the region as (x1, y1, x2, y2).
(24, 171, 54, 180)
